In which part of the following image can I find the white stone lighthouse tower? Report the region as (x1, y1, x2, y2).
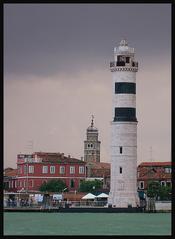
(108, 39, 139, 208)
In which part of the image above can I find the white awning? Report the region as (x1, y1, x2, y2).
(96, 193, 109, 198)
(81, 193, 96, 200)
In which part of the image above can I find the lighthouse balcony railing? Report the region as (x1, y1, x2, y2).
(110, 61, 138, 68)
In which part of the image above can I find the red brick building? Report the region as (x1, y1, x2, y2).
(5, 157, 172, 194)
(137, 162, 172, 191)
(6, 152, 86, 193)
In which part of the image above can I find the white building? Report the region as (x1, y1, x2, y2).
(108, 39, 139, 208)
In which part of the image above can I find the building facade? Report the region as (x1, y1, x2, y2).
(137, 162, 172, 191)
(11, 152, 86, 192)
(4, 168, 18, 193)
(4, 160, 171, 195)
(108, 39, 139, 207)
(85, 162, 110, 190)
(84, 116, 101, 163)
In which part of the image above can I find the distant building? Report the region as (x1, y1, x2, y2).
(137, 162, 172, 191)
(3, 168, 17, 192)
(7, 152, 86, 193)
(85, 162, 110, 190)
(5, 157, 171, 194)
(84, 115, 101, 163)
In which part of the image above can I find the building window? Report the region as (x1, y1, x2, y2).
(120, 147, 123, 154)
(70, 166, 75, 174)
(165, 167, 171, 173)
(119, 167, 122, 174)
(30, 180, 34, 187)
(70, 179, 75, 188)
(11, 181, 14, 188)
(15, 181, 17, 188)
(60, 166, 65, 174)
(50, 166, 55, 174)
(161, 181, 166, 187)
(19, 181, 23, 187)
(29, 165, 34, 174)
(139, 181, 144, 189)
(42, 166, 48, 174)
(24, 165, 28, 174)
(17, 165, 22, 174)
(24, 180, 26, 188)
(79, 166, 84, 174)
(87, 144, 93, 148)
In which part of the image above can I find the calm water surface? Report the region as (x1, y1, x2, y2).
(4, 212, 171, 235)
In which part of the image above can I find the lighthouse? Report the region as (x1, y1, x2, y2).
(108, 39, 139, 208)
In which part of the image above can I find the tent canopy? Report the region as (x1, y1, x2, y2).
(96, 193, 109, 198)
(81, 193, 96, 200)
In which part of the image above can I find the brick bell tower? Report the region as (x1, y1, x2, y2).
(84, 115, 101, 163)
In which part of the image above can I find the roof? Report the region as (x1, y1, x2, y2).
(34, 152, 85, 164)
(96, 193, 109, 198)
(86, 162, 110, 169)
(4, 167, 14, 173)
(63, 192, 86, 201)
(138, 164, 171, 181)
(138, 162, 171, 167)
(82, 193, 96, 200)
(4, 169, 17, 177)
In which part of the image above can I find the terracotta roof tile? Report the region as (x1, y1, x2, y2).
(5, 169, 17, 177)
(138, 162, 171, 167)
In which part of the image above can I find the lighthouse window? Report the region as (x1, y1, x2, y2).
(119, 147, 123, 154)
(120, 167, 122, 174)
(115, 82, 136, 94)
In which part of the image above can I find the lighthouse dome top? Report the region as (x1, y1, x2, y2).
(120, 39, 128, 46)
(114, 39, 135, 55)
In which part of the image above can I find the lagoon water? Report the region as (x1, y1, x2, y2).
(4, 212, 171, 235)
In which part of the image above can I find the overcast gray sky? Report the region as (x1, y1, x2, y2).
(4, 4, 171, 168)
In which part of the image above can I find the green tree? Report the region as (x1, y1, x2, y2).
(146, 181, 172, 200)
(147, 181, 161, 198)
(39, 179, 67, 193)
(78, 179, 103, 193)
(159, 185, 171, 200)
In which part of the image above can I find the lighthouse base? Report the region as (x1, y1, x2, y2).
(108, 192, 139, 208)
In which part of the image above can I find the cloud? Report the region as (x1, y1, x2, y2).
(4, 58, 171, 168)
(4, 4, 171, 77)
